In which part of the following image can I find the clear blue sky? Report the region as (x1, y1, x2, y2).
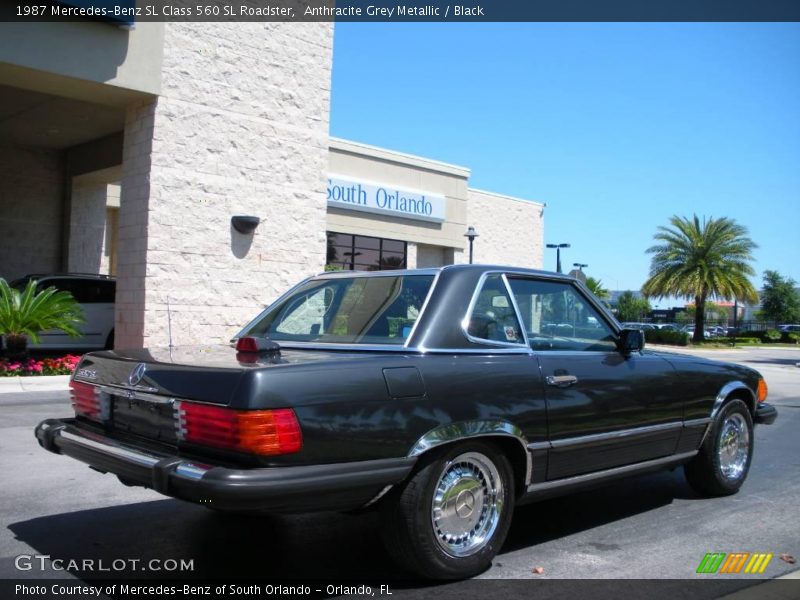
(329, 23, 800, 307)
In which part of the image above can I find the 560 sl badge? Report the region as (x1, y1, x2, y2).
(76, 368, 96, 380)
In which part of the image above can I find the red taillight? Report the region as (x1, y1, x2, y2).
(70, 380, 100, 421)
(177, 402, 302, 456)
(235, 337, 259, 352)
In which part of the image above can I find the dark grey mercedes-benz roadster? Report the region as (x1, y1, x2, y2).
(36, 265, 777, 579)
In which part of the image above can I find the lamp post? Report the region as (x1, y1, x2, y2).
(546, 243, 571, 273)
(464, 226, 479, 264)
(570, 262, 588, 283)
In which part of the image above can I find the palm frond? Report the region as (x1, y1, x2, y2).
(0, 279, 85, 345)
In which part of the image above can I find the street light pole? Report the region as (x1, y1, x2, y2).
(464, 226, 479, 264)
(546, 243, 571, 273)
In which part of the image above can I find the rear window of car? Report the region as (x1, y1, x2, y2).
(242, 274, 435, 345)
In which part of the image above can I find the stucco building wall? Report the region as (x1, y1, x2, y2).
(466, 188, 544, 269)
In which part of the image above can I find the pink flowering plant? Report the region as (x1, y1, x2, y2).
(0, 354, 81, 377)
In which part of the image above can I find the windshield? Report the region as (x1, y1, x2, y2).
(241, 274, 435, 345)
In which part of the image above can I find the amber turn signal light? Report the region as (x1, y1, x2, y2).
(757, 378, 768, 403)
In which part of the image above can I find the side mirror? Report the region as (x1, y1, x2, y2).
(618, 328, 645, 355)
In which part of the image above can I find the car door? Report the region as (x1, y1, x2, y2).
(35, 278, 112, 349)
(33, 278, 84, 349)
(506, 276, 682, 480)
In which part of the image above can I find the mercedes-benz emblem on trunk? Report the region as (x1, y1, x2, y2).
(128, 363, 147, 387)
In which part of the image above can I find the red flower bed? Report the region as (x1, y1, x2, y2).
(0, 355, 81, 377)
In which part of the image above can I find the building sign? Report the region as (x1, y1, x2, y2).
(327, 175, 445, 223)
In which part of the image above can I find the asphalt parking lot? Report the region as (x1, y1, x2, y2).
(1, 347, 798, 599)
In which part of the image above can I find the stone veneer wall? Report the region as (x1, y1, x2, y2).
(0, 144, 63, 281)
(68, 181, 109, 275)
(116, 23, 333, 348)
(466, 189, 544, 269)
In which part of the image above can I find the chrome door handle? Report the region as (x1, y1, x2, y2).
(546, 375, 578, 387)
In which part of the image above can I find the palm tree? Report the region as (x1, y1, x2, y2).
(642, 215, 758, 342)
(584, 276, 610, 302)
(0, 279, 85, 358)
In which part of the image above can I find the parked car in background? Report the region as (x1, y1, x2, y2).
(779, 324, 800, 333)
(9, 273, 115, 350)
(652, 323, 680, 331)
(682, 324, 714, 338)
(619, 322, 655, 330)
(35, 265, 777, 579)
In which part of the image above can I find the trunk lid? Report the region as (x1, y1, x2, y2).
(71, 344, 400, 453)
(74, 344, 395, 405)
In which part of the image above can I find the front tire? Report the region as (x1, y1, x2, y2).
(685, 399, 754, 496)
(381, 441, 514, 580)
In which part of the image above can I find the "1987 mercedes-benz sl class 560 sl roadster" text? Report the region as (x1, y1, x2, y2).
(36, 265, 777, 579)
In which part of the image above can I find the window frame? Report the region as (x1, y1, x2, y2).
(461, 272, 528, 348)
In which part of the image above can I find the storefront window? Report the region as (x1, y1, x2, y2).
(326, 232, 407, 271)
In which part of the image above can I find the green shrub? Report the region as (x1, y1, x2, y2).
(0, 279, 84, 358)
(733, 330, 763, 339)
(763, 329, 782, 342)
(782, 332, 800, 344)
(644, 329, 689, 346)
(732, 337, 761, 344)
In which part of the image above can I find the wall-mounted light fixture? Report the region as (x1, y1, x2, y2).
(231, 215, 260, 234)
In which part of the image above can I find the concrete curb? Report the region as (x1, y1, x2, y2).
(0, 375, 71, 394)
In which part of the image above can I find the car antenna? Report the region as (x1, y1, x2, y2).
(167, 297, 175, 357)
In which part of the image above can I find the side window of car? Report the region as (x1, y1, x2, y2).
(71, 280, 98, 303)
(466, 275, 524, 345)
(96, 281, 116, 303)
(507, 278, 617, 352)
(39, 279, 80, 301)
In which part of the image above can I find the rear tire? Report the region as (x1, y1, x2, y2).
(381, 441, 514, 580)
(684, 399, 754, 496)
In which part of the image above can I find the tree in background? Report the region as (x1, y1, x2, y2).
(760, 270, 800, 323)
(616, 291, 652, 322)
(585, 277, 610, 303)
(642, 215, 758, 342)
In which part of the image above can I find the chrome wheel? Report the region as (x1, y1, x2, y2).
(718, 412, 750, 480)
(431, 451, 504, 558)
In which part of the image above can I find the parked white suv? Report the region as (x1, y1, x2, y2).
(9, 273, 115, 350)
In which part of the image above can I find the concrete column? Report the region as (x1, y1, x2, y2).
(115, 23, 333, 349)
(68, 180, 110, 274)
(406, 242, 418, 269)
